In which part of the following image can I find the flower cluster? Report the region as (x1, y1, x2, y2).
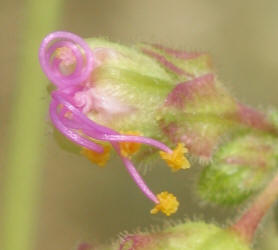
(39, 31, 190, 216)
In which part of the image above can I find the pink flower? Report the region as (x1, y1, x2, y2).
(39, 31, 190, 215)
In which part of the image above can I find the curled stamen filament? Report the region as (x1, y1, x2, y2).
(39, 31, 94, 87)
(52, 92, 172, 153)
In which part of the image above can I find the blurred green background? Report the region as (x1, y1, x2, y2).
(1, 1, 278, 250)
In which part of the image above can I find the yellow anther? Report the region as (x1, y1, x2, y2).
(160, 143, 190, 172)
(119, 131, 141, 157)
(150, 191, 179, 216)
(81, 144, 110, 167)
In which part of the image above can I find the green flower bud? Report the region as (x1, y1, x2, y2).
(99, 222, 250, 250)
(75, 37, 278, 208)
(41, 32, 278, 212)
(198, 132, 278, 205)
(85, 38, 175, 144)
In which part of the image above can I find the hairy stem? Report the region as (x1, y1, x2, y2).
(231, 171, 278, 243)
(2, 1, 63, 250)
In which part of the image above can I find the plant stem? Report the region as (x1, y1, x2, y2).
(231, 171, 278, 243)
(2, 1, 63, 250)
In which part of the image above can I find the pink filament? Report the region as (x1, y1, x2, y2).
(50, 92, 161, 203)
(52, 92, 172, 153)
(49, 99, 104, 153)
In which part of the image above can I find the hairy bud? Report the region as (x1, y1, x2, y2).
(198, 133, 278, 204)
(39, 31, 278, 213)
(99, 222, 250, 250)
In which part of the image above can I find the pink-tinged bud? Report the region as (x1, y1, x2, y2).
(159, 73, 238, 160)
(39, 31, 278, 214)
(99, 222, 250, 250)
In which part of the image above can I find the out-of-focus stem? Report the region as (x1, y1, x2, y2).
(231, 171, 278, 243)
(2, 1, 63, 250)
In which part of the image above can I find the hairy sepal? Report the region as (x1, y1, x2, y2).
(198, 132, 278, 205)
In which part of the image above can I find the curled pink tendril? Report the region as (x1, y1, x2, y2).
(39, 31, 94, 87)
